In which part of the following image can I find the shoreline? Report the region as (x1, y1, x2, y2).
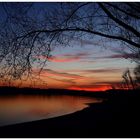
(0, 90, 140, 138)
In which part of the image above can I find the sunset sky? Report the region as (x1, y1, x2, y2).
(0, 3, 137, 91)
(31, 37, 136, 91)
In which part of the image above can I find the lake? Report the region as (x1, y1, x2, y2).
(0, 94, 103, 126)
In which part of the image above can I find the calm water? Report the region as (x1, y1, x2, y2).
(0, 94, 102, 126)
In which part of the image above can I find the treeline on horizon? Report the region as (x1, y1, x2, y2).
(0, 86, 139, 98)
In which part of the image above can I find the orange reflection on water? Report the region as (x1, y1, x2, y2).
(0, 95, 102, 126)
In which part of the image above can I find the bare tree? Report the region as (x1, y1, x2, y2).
(0, 2, 140, 83)
(122, 68, 135, 89)
(122, 70, 130, 89)
(134, 64, 140, 88)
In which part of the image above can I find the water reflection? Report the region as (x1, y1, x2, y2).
(0, 95, 102, 126)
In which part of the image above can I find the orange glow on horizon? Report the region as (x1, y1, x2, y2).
(67, 85, 111, 92)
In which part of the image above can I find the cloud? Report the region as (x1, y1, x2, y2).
(35, 52, 137, 63)
(47, 76, 76, 85)
(79, 60, 96, 63)
(82, 68, 122, 73)
(94, 81, 122, 85)
(91, 53, 139, 60)
(48, 56, 78, 62)
(35, 52, 91, 63)
(40, 69, 84, 79)
(49, 52, 91, 62)
(62, 52, 90, 57)
(103, 53, 138, 59)
(66, 68, 122, 74)
(35, 55, 78, 62)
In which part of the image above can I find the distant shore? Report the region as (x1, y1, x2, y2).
(0, 86, 112, 98)
(0, 89, 140, 138)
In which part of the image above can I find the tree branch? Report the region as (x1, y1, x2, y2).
(127, 3, 140, 13)
(106, 3, 140, 19)
(16, 28, 140, 48)
(62, 3, 90, 26)
(98, 3, 140, 37)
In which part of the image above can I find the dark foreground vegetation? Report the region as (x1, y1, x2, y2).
(0, 87, 140, 138)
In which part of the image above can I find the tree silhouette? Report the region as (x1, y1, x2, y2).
(0, 2, 140, 80)
(122, 70, 130, 89)
(134, 64, 140, 88)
